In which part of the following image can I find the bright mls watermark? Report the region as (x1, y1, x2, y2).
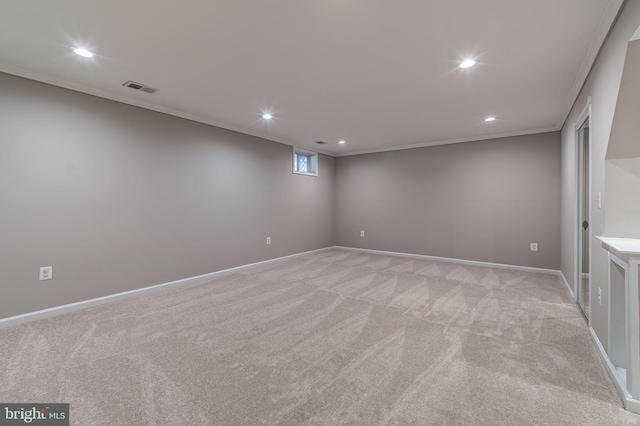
(0, 404, 68, 425)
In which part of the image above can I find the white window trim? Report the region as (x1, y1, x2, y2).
(293, 147, 318, 177)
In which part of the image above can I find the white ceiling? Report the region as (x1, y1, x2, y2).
(0, 0, 623, 156)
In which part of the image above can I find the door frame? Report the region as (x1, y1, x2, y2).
(574, 96, 591, 320)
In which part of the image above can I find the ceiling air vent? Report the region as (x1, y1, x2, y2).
(315, 141, 328, 145)
(123, 80, 159, 94)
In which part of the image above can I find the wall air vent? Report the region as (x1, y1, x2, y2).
(122, 81, 159, 94)
(315, 141, 328, 145)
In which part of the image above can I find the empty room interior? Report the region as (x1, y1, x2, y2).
(2, 1, 640, 424)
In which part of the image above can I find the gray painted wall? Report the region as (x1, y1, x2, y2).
(606, 158, 640, 238)
(560, 1, 640, 348)
(607, 39, 640, 160)
(335, 133, 561, 270)
(0, 72, 335, 319)
(605, 39, 640, 238)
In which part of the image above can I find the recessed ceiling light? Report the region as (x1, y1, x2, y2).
(485, 116, 496, 122)
(338, 140, 346, 144)
(262, 113, 273, 120)
(73, 48, 94, 58)
(459, 60, 475, 69)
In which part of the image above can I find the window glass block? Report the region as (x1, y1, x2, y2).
(299, 155, 308, 172)
(292, 148, 317, 176)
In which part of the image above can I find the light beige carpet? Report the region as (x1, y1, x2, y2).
(1, 249, 638, 425)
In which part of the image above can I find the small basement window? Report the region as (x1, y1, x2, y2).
(293, 148, 318, 176)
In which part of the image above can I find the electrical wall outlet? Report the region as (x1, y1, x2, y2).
(360, 231, 365, 237)
(598, 287, 602, 305)
(530, 243, 538, 252)
(39, 266, 53, 281)
(266, 237, 271, 245)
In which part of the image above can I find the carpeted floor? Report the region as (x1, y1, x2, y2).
(1, 249, 638, 425)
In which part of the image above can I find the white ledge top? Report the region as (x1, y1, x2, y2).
(596, 236, 640, 256)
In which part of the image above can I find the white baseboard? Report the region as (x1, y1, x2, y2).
(560, 272, 575, 299)
(0, 246, 565, 329)
(625, 398, 640, 414)
(0, 247, 333, 328)
(588, 326, 640, 412)
(334, 246, 561, 276)
(590, 326, 627, 400)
